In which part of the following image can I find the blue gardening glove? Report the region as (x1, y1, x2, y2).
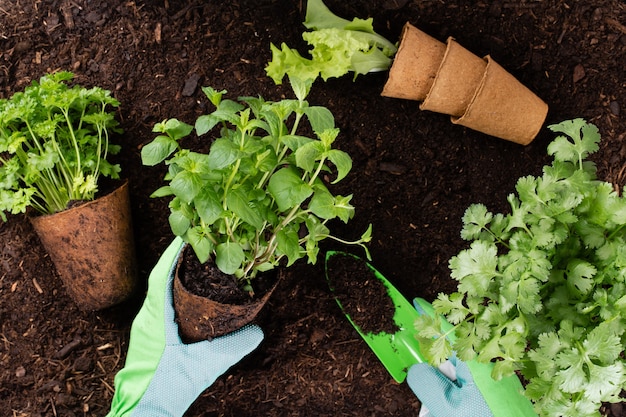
(409, 356, 493, 417)
(106, 238, 264, 417)
(407, 298, 536, 417)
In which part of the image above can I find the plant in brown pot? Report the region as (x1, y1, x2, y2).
(0, 71, 137, 311)
(141, 77, 371, 342)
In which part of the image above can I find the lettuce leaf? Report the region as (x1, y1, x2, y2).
(265, 0, 397, 88)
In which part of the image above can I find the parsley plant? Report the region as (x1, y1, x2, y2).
(0, 72, 122, 219)
(417, 119, 626, 416)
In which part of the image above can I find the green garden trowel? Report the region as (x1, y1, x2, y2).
(325, 251, 447, 383)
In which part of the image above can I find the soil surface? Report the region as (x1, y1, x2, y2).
(326, 252, 399, 335)
(1, 0, 625, 416)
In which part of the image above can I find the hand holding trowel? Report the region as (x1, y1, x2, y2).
(325, 251, 537, 417)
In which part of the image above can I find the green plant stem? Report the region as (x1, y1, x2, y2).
(290, 106, 304, 136)
(607, 224, 626, 240)
(93, 106, 106, 186)
(61, 107, 82, 189)
(223, 160, 241, 209)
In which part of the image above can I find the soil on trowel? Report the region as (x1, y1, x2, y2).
(327, 253, 399, 335)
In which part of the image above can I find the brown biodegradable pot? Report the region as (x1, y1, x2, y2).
(30, 180, 137, 311)
(173, 246, 279, 342)
(381, 23, 446, 101)
(420, 37, 487, 117)
(452, 56, 549, 145)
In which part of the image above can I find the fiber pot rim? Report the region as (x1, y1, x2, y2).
(172, 243, 280, 342)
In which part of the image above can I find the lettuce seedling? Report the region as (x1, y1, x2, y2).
(0, 72, 122, 220)
(416, 119, 626, 416)
(141, 78, 371, 292)
(266, 0, 397, 93)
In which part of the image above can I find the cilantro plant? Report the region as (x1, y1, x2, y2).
(0, 71, 122, 220)
(266, 0, 397, 87)
(416, 119, 626, 416)
(141, 78, 371, 292)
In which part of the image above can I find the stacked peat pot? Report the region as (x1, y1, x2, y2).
(382, 23, 548, 145)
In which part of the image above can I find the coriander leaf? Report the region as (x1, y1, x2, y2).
(449, 240, 498, 296)
(584, 363, 624, 403)
(528, 332, 562, 378)
(565, 259, 596, 296)
(432, 292, 470, 324)
(414, 315, 453, 365)
(453, 322, 487, 361)
(547, 119, 600, 167)
(583, 323, 622, 363)
(556, 349, 586, 394)
(460, 204, 493, 241)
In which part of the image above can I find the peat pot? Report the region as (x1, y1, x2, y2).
(451, 55, 549, 145)
(381, 23, 446, 101)
(30, 180, 137, 311)
(173, 244, 279, 343)
(419, 37, 487, 117)
(382, 23, 548, 145)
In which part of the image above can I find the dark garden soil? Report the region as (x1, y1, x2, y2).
(1, 0, 625, 416)
(175, 245, 281, 342)
(326, 253, 400, 335)
(180, 246, 252, 306)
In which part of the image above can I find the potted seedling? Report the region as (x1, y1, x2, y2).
(266, 0, 548, 145)
(415, 119, 626, 416)
(141, 77, 371, 342)
(0, 71, 136, 311)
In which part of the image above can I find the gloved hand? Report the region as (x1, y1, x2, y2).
(407, 298, 536, 417)
(106, 237, 264, 417)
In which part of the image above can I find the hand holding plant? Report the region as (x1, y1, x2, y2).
(141, 78, 371, 291)
(416, 119, 626, 416)
(0, 71, 122, 220)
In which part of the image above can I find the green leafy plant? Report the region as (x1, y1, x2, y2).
(416, 119, 626, 416)
(141, 78, 371, 292)
(266, 0, 397, 87)
(0, 71, 122, 220)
